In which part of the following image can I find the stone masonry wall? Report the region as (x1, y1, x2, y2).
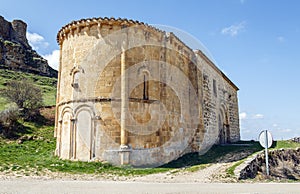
(194, 51, 240, 153)
(55, 17, 239, 167)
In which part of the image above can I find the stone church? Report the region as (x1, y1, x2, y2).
(54, 17, 240, 167)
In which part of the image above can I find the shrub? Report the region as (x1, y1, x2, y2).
(1, 79, 43, 120)
(0, 105, 19, 137)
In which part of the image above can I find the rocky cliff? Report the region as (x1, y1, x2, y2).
(0, 16, 57, 78)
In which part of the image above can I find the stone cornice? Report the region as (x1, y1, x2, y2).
(57, 17, 165, 45)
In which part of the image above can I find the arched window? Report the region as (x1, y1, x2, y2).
(143, 72, 149, 100)
(213, 79, 217, 97)
(71, 71, 79, 88)
(70, 66, 84, 89)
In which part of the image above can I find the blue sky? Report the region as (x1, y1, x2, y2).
(1, 0, 299, 140)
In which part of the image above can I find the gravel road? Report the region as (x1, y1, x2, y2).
(1, 180, 300, 194)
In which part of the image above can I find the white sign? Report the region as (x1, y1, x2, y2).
(259, 130, 273, 148)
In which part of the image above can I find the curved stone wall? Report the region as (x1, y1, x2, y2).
(55, 17, 240, 167)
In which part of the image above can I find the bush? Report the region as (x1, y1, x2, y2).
(0, 105, 19, 137)
(1, 79, 43, 120)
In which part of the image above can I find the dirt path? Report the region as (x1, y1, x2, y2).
(129, 152, 245, 183)
(128, 161, 235, 183)
(0, 161, 235, 184)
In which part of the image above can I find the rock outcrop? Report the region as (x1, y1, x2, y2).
(0, 16, 57, 78)
(236, 148, 300, 180)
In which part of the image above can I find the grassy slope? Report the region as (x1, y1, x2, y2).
(0, 125, 169, 176)
(0, 69, 57, 110)
(0, 108, 170, 176)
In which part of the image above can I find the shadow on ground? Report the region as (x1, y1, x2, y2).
(160, 141, 264, 168)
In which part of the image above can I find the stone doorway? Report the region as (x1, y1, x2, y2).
(218, 109, 230, 144)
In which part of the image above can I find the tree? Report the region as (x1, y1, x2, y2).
(2, 79, 43, 120)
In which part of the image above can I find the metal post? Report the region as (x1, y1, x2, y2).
(265, 130, 269, 176)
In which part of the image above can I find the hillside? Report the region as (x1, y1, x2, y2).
(0, 69, 57, 111)
(0, 16, 57, 78)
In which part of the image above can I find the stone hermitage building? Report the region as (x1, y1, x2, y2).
(55, 17, 240, 167)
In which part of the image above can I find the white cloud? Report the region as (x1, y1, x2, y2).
(280, 128, 292, 133)
(253, 114, 264, 119)
(221, 21, 246, 36)
(26, 32, 49, 50)
(239, 112, 247, 120)
(277, 36, 285, 43)
(43, 50, 60, 70)
(239, 112, 264, 120)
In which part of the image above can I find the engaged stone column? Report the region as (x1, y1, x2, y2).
(120, 36, 131, 165)
(120, 47, 128, 146)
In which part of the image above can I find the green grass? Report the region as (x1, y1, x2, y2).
(0, 69, 57, 110)
(0, 121, 211, 176)
(227, 160, 245, 176)
(0, 118, 170, 176)
(185, 164, 210, 173)
(0, 97, 7, 110)
(272, 140, 300, 149)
